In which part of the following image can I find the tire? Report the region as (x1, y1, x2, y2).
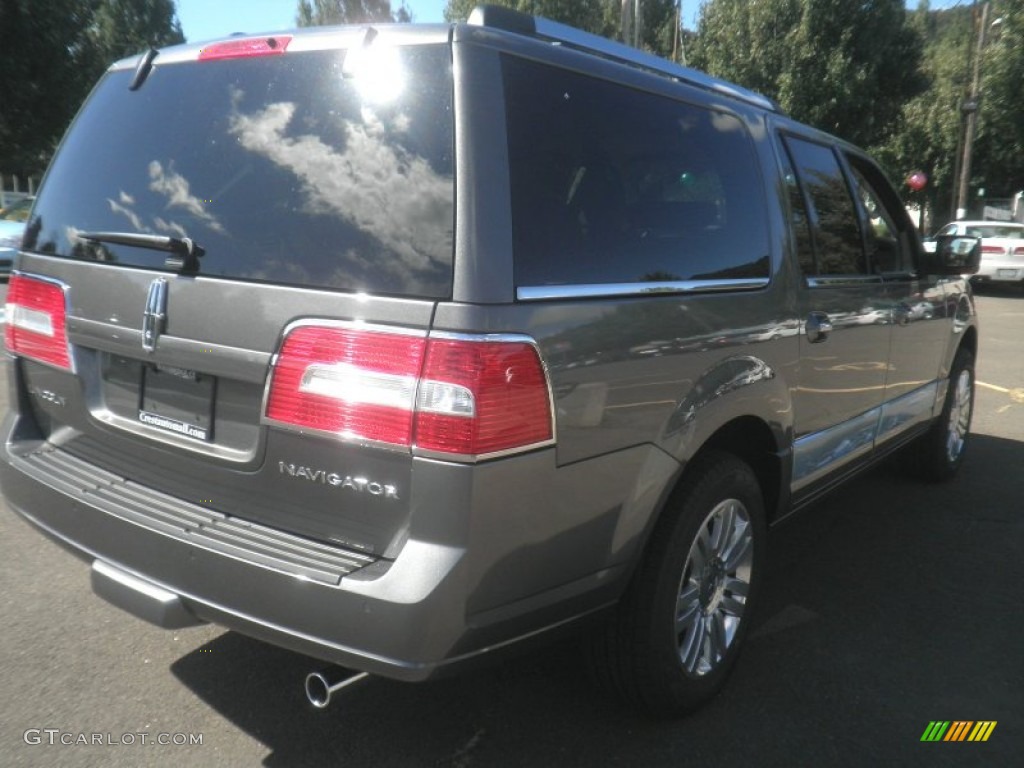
(906, 347, 974, 481)
(589, 451, 766, 717)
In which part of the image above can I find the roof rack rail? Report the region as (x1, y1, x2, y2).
(467, 4, 781, 114)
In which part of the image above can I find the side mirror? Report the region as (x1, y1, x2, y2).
(918, 234, 981, 276)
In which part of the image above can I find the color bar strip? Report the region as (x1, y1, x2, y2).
(969, 721, 997, 742)
(921, 721, 950, 741)
(945, 721, 972, 741)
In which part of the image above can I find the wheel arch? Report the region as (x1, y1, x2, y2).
(637, 415, 783, 568)
(699, 416, 782, 524)
(958, 323, 978, 365)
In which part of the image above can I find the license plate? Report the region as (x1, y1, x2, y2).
(139, 365, 215, 441)
(996, 269, 1019, 279)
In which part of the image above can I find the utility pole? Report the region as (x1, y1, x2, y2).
(672, 0, 682, 63)
(955, 1, 990, 220)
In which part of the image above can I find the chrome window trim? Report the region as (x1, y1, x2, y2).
(516, 278, 770, 302)
(805, 275, 884, 288)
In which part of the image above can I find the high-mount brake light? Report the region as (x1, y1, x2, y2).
(264, 325, 554, 461)
(5, 274, 72, 370)
(198, 36, 292, 62)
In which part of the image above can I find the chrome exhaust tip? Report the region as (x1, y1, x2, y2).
(304, 667, 370, 709)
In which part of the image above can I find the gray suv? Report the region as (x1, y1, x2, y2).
(0, 6, 980, 716)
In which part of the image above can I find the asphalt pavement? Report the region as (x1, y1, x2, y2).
(0, 285, 1021, 768)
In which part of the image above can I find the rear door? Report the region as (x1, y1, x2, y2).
(778, 133, 890, 494)
(841, 153, 950, 444)
(13, 35, 455, 557)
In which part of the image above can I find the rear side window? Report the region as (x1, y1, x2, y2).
(503, 56, 770, 289)
(25, 44, 454, 298)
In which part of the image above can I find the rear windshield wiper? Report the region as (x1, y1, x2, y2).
(78, 231, 204, 272)
(129, 48, 159, 91)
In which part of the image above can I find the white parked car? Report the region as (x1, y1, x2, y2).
(926, 220, 1024, 285)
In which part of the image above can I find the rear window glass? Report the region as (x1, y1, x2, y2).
(25, 44, 454, 298)
(503, 55, 770, 289)
(964, 225, 1024, 239)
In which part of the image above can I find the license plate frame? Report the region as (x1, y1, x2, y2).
(138, 365, 215, 442)
(996, 268, 1019, 279)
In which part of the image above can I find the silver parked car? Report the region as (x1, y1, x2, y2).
(0, 6, 980, 716)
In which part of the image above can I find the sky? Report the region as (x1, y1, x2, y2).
(175, 1, 972, 45)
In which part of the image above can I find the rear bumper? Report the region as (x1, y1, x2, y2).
(0, 409, 637, 680)
(0, 438, 463, 680)
(972, 262, 1024, 282)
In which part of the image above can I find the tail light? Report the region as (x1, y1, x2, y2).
(5, 274, 72, 371)
(264, 323, 554, 461)
(981, 244, 1005, 255)
(1013, 246, 1024, 258)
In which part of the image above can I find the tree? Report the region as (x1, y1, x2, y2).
(0, 0, 183, 179)
(877, 0, 1024, 226)
(86, 0, 184, 69)
(0, 0, 92, 176)
(443, 0, 680, 58)
(973, 0, 1024, 209)
(296, 0, 410, 25)
(444, 0, 605, 29)
(875, 2, 973, 225)
(691, 0, 924, 149)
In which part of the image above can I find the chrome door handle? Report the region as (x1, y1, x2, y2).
(805, 311, 833, 343)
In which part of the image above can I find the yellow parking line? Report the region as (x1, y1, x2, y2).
(978, 381, 1024, 403)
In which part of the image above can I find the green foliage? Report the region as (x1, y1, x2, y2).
(691, 0, 924, 150)
(5, 0, 1020, 218)
(974, 0, 1024, 209)
(87, 0, 184, 66)
(0, 0, 184, 178)
(444, 0, 605, 29)
(878, 0, 1024, 225)
(443, 0, 680, 58)
(875, 3, 973, 224)
(296, 0, 410, 25)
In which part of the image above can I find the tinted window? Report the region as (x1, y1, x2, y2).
(778, 146, 815, 276)
(25, 45, 454, 298)
(846, 157, 912, 273)
(504, 56, 770, 288)
(782, 136, 865, 276)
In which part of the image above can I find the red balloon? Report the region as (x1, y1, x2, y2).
(906, 171, 928, 191)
